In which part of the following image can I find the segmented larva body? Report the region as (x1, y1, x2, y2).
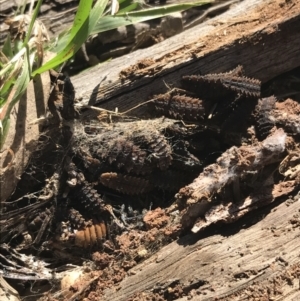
(99, 132, 172, 174)
(99, 172, 153, 195)
(118, 140, 150, 173)
(220, 76, 261, 98)
(68, 208, 87, 229)
(181, 67, 261, 101)
(181, 74, 232, 100)
(144, 132, 172, 170)
(98, 137, 151, 174)
(78, 182, 106, 212)
(255, 96, 276, 140)
(73, 218, 107, 248)
(154, 93, 206, 121)
(100, 170, 195, 194)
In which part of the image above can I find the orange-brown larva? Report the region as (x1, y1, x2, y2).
(154, 93, 206, 121)
(74, 218, 107, 248)
(99, 172, 153, 195)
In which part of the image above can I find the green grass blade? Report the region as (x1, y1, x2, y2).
(23, 0, 43, 45)
(0, 49, 33, 148)
(32, 0, 94, 75)
(119, 1, 212, 17)
(48, 0, 94, 53)
(118, 0, 132, 5)
(66, 0, 93, 44)
(8, 52, 33, 111)
(118, 0, 144, 13)
(89, 0, 110, 32)
(32, 21, 90, 75)
(2, 34, 13, 58)
(91, 1, 212, 33)
(118, 3, 140, 14)
(0, 77, 15, 97)
(50, 0, 109, 54)
(32, 0, 109, 76)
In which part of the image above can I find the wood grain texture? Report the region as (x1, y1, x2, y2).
(0, 71, 50, 202)
(103, 197, 300, 300)
(72, 0, 300, 116)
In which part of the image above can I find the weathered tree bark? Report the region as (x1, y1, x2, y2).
(0, 72, 50, 203)
(102, 196, 300, 300)
(1, 0, 299, 299)
(68, 0, 300, 300)
(71, 0, 300, 116)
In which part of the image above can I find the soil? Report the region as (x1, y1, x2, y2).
(0, 1, 300, 301)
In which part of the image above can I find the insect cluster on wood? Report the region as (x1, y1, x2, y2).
(153, 66, 262, 133)
(59, 66, 275, 248)
(42, 66, 290, 251)
(92, 127, 173, 174)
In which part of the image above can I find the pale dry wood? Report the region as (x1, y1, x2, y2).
(72, 0, 300, 116)
(0, 0, 232, 50)
(176, 129, 288, 230)
(103, 197, 300, 300)
(72, 3, 300, 297)
(0, 276, 20, 301)
(0, 71, 51, 202)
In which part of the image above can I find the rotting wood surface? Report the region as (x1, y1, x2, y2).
(67, 0, 300, 299)
(0, 0, 241, 202)
(103, 197, 300, 301)
(71, 0, 300, 115)
(0, 0, 237, 65)
(1, 1, 300, 300)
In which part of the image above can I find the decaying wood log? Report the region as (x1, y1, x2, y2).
(102, 196, 300, 300)
(175, 128, 288, 230)
(0, 0, 243, 202)
(71, 0, 300, 115)
(1, 0, 299, 299)
(0, 72, 50, 203)
(67, 1, 300, 300)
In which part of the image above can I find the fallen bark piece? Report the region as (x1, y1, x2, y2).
(191, 180, 296, 233)
(0, 244, 54, 280)
(175, 128, 287, 229)
(102, 198, 300, 301)
(0, 71, 50, 202)
(0, 276, 20, 301)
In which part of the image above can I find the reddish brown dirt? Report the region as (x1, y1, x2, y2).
(276, 98, 300, 114)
